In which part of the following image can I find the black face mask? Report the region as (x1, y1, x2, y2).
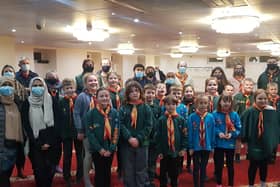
(267, 64, 278, 70)
(83, 66, 94, 73)
(102, 65, 110, 73)
(46, 78, 58, 85)
(234, 70, 244, 75)
(146, 71, 155, 78)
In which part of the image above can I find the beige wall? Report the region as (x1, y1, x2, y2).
(0, 36, 16, 68)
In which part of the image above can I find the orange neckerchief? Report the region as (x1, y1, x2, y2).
(175, 72, 188, 85)
(242, 91, 252, 109)
(129, 100, 143, 129)
(90, 95, 96, 110)
(221, 110, 235, 134)
(253, 103, 265, 139)
(157, 95, 165, 107)
(64, 94, 77, 113)
(196, 110, 208, 147)
(268, 95, 280, 109)
(108, 86, 121, 110)
(96, 104, 111, 140)
(165, 111, 179, 152)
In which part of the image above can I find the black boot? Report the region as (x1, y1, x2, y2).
(235, 153, 240, 163)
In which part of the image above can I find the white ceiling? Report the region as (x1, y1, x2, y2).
(1, 0, 280, 56)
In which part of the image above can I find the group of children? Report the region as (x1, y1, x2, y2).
(55, 70, 279, 187)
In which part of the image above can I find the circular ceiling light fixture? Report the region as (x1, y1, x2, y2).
(117, 43, 135, 55)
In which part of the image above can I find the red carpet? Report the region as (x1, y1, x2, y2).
(11, 146, 280, 187)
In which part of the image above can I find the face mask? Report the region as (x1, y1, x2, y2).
(21, 64, 30, 71)
(83, 66, 94, 73)
(146, 71, 155, 78)
(135, 71, 144, 78)
(3, 71, 15, 78)
(46, 78, 58, 85)
(102, 65, 110, 73)
(31, 86, 45, 97)
(178, 67, 186, 74)
(234, 69, 244, 75)
(267, 64, 278, 70)
(166, 78, 175, 84)
(0, 86, 14, 96)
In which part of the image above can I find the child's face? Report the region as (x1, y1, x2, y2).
(156, 84, 166, 97)
(223, 85, 234, 96)
(144, 89, 156, 103)
(171, 90, 182, 101)
(86, 75, 98, 91)
(267, 86, 278, 97)
(108, 74, 119, 87)
(255, 92, 268, 108)
(129, 87, 141, 101)
(184, 86, 194, 99)
(165, 102, 177, 113)
(63, 84, 75, 96)
(206, 80, 218, 94)
(97, 90, 111, 107)
(243, 81, 253, 93)
(196, 97, 209, 113)
(220, 99, 231, 111)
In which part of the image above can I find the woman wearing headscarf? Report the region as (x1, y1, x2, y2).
(21, 77, 58, 187)
(0, 77, 24, 187)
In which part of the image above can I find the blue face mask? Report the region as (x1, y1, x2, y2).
(31, 86, 45, 97)
(3, 71, 15, 78)
(0, 86, 14, 96)
(178, 67, 186, 74)
(166, 78, 175, 84)
(135, 71, 144, 78)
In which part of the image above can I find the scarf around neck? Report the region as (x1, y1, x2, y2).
(128, 100, 143, 129)
(165, 111, 178, 152)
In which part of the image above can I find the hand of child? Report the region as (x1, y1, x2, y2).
(77, 133, 84, 141)
(99, 148, 106, 156)
(225, 133, 232, 139)
(179, 150, 186, 157)
(219, 132, 226, 139)
(158, 154, 163, 159)
(128, 137, 139, 148)
(41, 144, 50, 150)
(103, 151, 111, 157)
(189, 149, 194, 156)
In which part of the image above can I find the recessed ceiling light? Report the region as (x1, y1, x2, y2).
(134, 18, 139, 23)
(88, 42, 92, 45)
(11, 29, 16, 32)
(130, 33, 136, 37)
(111, 12, 115, 16)
(20, 40, 24, 44)
(179, 32, 183, 35)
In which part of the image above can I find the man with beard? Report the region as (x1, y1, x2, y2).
(257, 56, 280, 95)
(75, 59, 94, 94)
(229, 62, 246, 96)
(96, 58, 112, 87)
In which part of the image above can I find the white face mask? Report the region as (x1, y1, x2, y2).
(21, 64, 30, 71)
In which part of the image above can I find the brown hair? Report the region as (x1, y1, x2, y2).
(124, 80, 144, 104)
(96, 87, 110, 98)
(217, 94, 234, 112)
(144, 84, 156, 92)
(194, 94, 209, 108)
(205, 77, 218, 92)
(253, 89, 267, 102)
(163, 94, 178, 105)
(62, 78, 76, 88)
(170, 85, 183, 92)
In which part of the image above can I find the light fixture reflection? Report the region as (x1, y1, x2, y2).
(117, 43, 135, 55)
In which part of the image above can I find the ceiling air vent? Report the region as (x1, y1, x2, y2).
(201, 0, 248, 7)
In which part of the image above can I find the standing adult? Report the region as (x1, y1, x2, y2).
(145, 66, 166, 85)
(0, 77, 24, 187)
(96, 58, 112, 87)
(132, 63, 148, 88)
(75, 59, 94, 94)
(175, 61, 193, 86)
(22, 77, 59, 187)
(15, 57, 38, 88)
(228, 63, 246, 95)
(257, 56, 280, 95)
(210, 67, 229, 95)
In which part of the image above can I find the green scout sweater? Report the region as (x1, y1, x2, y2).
(234, 92, 254, 116)
(257, 67, 280, 95)
(109, 91, 124, 110)
(84, 108, 120, 153)
(241, 107, 280, 160)
(119, 103, 152, 147)
(58, 97, 77, 140)
(157, 115, 188, 158)
(147, 102, 162, 145)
